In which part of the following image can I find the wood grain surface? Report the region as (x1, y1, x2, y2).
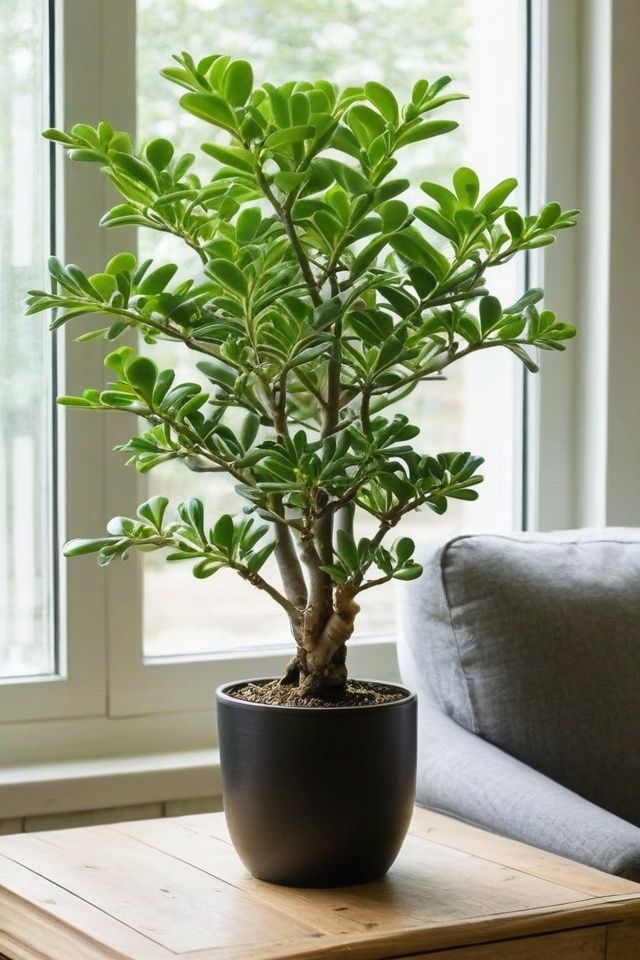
(0, 807, 639, 960)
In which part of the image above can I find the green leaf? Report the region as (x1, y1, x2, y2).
(42, 128, 76, 145)
(336, 529, 358, 571)
(193, 559, 224, 579)
(537, 201, 562, 229)
(180, 92, 238, 132)
(447, 488, 480, 501)
(407, 265, 437, 298)
(506, 343, 539, 373)
(349, 234, 390, 278)
(57, 395, 95, 407)
(100, 205, 151, 228)
(326, 185, 351, 223)
(506, 288, 544, 313)
(63, 538, 118, 557)
(389, 228, 449, 277)
(289, 91, 311, 125)
(137, 496, 169, 531)
(525, 234, 556, 249)
(412, 79, 429, 104)
(223, 59, 253, 106)
(201, 142, 254, 172)
(476, 178, 518, 216)
(364, 81, 399, 124)
(264, 125, 316, 149)
(152, 369, 176, 406)
(312, 209, 342, 247)
(395, 537, 415, 565)
(138, 263, 178, 295)
(504, 209, 524, 239)
(144, 138, 174, 171)
(396, 120, 457, 148)
(197, 360, 237, 393)
(319, 564, 348, 584)
(206, 259, 248, 297)
(420, 181, 459, 216)
(88, 273, 117, 300)
(380, 199, 408, 232)
(106, 320, 128, 341)
(105, 346, 136, 376)
(239, 412, 261, 449)
(452, 167, 480, 206)
(64, 265, 99, 298)
(245, 541, 276, 572)
(46, 256, 74, 290)
(413, 206, 458, 242)
(235, 207, 262, 243)
(211, 514, 234, 551)
(70, 123, 101, 147)
(173, 152, 196, 178)
(393, 563, 423, 581)
(347, 104, 386, 145)
(546, 321, 577, 341)
(479, 295, 502, 333)
(498, 317, 527, 340)
(273, 170, 308, 192)
(330, 124, 361, 159)
(99, 123, 114, 147)
(325, 159, 370, 196)
(110, 132, 134, 154)
(125, 356, 158, 404)
(263, 83, 290, 127)
(99, 390, 139, 408)
(111, 152, 157, 192)
(178, 498, 206, 541)
(68, 148, 105, 162)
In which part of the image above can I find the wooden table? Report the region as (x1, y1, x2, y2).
(0, 808, 639, 960)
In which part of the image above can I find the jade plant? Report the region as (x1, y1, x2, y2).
(27, 54, 578, 697)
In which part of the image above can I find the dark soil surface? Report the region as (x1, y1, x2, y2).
(228, 679, 407, 708)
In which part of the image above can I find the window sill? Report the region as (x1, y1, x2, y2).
(0, 749, 221, 821)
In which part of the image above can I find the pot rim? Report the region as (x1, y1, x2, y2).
(216, 677, 416, 713)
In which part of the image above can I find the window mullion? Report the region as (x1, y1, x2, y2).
(58, 0, 138, 717)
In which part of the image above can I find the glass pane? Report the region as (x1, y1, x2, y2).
(0, 1, 55, 678)
(137, 0, 526, 657)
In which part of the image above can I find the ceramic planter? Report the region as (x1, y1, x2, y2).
(216, 678, 417, 887)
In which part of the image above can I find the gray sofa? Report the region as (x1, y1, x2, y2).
(398, 529, 640, 879)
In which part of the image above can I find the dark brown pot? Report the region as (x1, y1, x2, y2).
(216, 678, 417, 887)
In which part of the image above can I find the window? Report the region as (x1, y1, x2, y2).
(1, 0, 593, 753)
(0, 0, 55, 679)
(137, 0, 526, 659)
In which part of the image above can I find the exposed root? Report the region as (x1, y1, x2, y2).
(277, 586, 360, 697)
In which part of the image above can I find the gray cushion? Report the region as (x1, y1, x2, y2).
(400, 529, 640, 827)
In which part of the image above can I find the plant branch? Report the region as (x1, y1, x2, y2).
(356, 573, 393, 593)
(255, 166, 322, 307)
(146, 210, 208, 264)
(353, 519, 394, 585)
(234, 562, 300, 620)
(271, 497, 308, 610)
(91, 401, 302, 530)
(372, 338, 534, 398)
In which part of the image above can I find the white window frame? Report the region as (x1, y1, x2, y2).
(4, 0, 636, 774)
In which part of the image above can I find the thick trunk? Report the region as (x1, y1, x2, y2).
(280, 584, 360, 697)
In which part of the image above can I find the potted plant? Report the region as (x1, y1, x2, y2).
(27, 53, 578, 886)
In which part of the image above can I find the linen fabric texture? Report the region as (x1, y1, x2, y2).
(398, 529, 640, 878)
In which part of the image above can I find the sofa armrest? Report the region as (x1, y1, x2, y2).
(419, 705, 640, 880)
